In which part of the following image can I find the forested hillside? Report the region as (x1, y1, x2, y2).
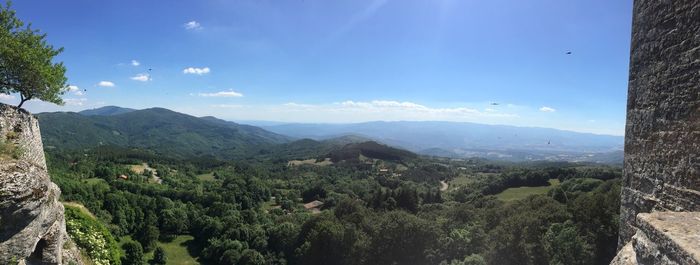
(47, 139, 622, 265)
(37, 108, 290, 159)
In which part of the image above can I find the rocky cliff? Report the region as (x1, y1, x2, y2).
(611, 0, 700, 264)
(0, 104, 81, 264)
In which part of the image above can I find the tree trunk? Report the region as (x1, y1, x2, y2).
(17, 95, 28, 109)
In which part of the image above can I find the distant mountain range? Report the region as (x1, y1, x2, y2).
(79, 106, 136, 116)
(261, 121, 624, 163)
(37, 106, 624, 163)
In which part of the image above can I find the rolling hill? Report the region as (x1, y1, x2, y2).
(37, 107, 290, 159)
(328, 141, 418, 162)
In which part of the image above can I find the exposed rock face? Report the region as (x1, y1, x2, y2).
(0, 104, 80, 264)
(620, 0, 700, 245)
(612, 0, 700, 264)
(0, 105, 47, 169)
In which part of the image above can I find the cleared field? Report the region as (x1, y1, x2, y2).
(84, 178, 107, 185)
(448, 175, 473, 189)
(130, 163, 147, 174)
(145, 235, 200, 265)
(448, 172, 497, 191)
(288, 158, 333, 166)
(196, 172, 216, 181)
(496, 179, 561, 202)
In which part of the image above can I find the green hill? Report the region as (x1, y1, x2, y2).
(329, 141, 418, 162)
(37, 108, 290, 159)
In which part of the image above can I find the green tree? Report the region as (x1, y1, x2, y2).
(0, 1, 67, 108)
(239, 249, 265, 265)
(122, 241, 145, 265)
(136, 225, 160, 252)
(151, 246, 167, 265)
(542, 221, 594, 265)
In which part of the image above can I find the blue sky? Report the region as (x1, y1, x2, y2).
(5, 0, 632, 135)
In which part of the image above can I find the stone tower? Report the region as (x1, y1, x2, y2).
(611, 0, 700, 264)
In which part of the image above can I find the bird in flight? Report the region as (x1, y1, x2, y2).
(566, 51, 572, 55)
(490, 102, 500, 106)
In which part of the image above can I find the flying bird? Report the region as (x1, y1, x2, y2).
(566, 51, 572, 55)
(490, 102, 500, 106)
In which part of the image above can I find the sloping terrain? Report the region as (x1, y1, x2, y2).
(37, 108, 290, 159)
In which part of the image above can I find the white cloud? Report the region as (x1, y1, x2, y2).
(67, 85, 84, 96)
(64, 98, 87, 106)
(130, 73, 150, 82)
(184, 21, 202, 30)
(131, 60, 140, 66)
(539, 106, 556, 112)
(98, 81, 115, 87)
(197, 90, 243, 97)
(183, 67, 210, 75)
(0, 94, 15, 100)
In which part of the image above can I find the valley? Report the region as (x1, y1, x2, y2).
(39, 107, 623, 265)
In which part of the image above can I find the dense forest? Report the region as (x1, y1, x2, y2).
(46, 141, 622, 265)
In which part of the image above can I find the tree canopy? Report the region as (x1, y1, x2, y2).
(0, 1, 67, 108)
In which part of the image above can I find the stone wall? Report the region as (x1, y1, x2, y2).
(620, 0, 700, 246)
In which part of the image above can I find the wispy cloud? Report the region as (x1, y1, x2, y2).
(183, 67, 210, 75)
(130, 73, 150, 82)
(197, 90, 243, 97)
(64, 98, 87, 106)
(131, 60, 140, 66)
(0, 94, 15, 100)
(98, 81, 115, 87)
(276, 100, 518, 122)
(539, 106, 556, 112)
(184, 21, 202, 30)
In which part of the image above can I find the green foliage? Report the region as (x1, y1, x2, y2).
(122, 241, 145, 265)
(150, 246, 167, 265)
(0, 1, 67, 108)
(47, 139, 622, 265)
(440, 254, 486, 265)
(543, 221, 594, 265)
(64, 206, 121, 265)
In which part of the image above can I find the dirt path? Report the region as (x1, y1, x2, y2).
(440, 180, 449, 191)
(142, 163, 162, 184)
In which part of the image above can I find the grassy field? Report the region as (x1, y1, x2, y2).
(448, 172, 498, 191)
(196, 172, 216, 181)
(145, 235, 200, 265)
(121, 235, 200, 265)
(496, 179, 561, 202)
